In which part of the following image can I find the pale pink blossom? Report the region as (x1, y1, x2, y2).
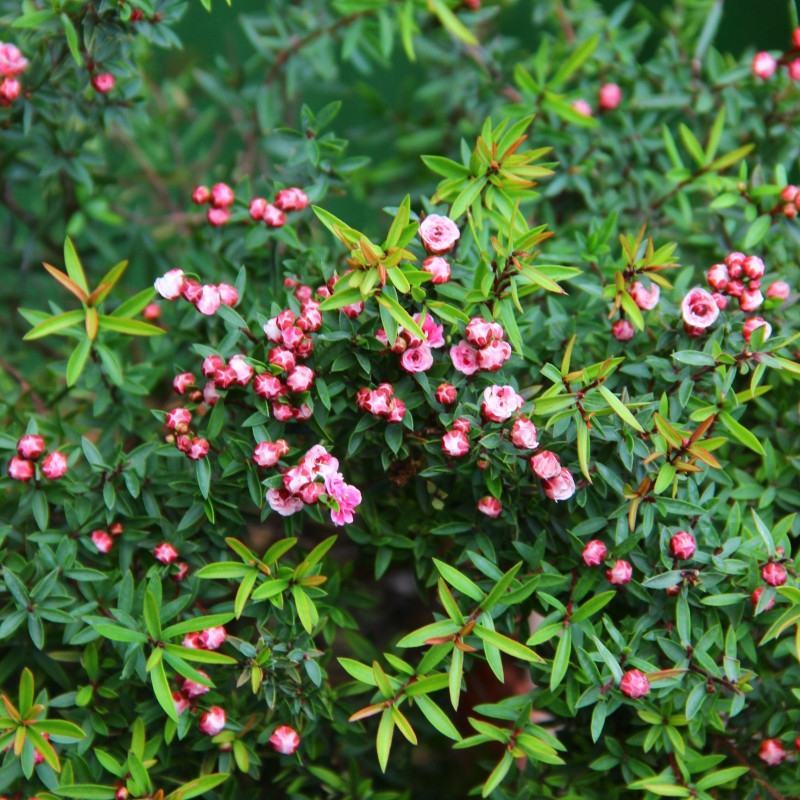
(481, 385, 523, 423)
(325, 473, 362, 526)
(543, 467, 576, 502)
(0, 43, 29, 77)
(173, 372, 195, 395)
(154, 269, 185, 300)
(401, 345, 434, 373)
(253, 439, 290, 468)
(759, 739, 786, 766)
(254, 374, 284, 399)
(598, 82, 622, 110)
(286, 365, 315, 393)
(196, 285, 222, 315)
(530, 450, 561, 479)
(41, 451, 67, 480)
(217, 283, 239, 306)
(766, 280, 790, 300)
(477, 340, 511, 371)
(229, 354, 254, 386)
(17, 434, 45, 460)
(571, 98, 592, 117)
(423, 256, 451, 284)
(154, 542, 179, 564)
(419, 214, 460, 254)
(582, 540, 607, 567)
(739, 288, 764, 312)
(199, 706, 226, 735)
(269, 725, 301, 754)
(166, 407, 192, 433)
(267, 488, 304, 517)
(477, 496, 502, 517)
(442, 429, 469, 458)
(706, 263, 729, 291)
(207, 207, 230, 227)
(681, 288, 719, 329)
(199, 626, 227, 650)
(510, 418, 538, 449)
(92, 530, 113, 554)
(450, 341, 480, 375)
(630, 281, 660, 310)
(752, 51, 777, 79)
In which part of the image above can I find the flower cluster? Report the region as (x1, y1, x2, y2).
(450, 317, 512, 374)
(154, 268, 239, 317)
(751, 28, 800, 81)
(779, 183, 800, 218)
(261, 444, 362, 526)
(356, 383, 406, 423)
(192, 182, 236, 226)
(249, 187, 310, 229)
(529, 449, 576, 502)
(571, 82, 623, 118)
(376, 312, 444, 373)
(164, 406, 210, 461)
(91, 522, 124, 554)
(0, 42, 28, 107)
(7, 434, 67, 482)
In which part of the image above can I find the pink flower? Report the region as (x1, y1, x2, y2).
(196, 285, 221, 315)
(450, 341, 480, 375)
(598, 82, 622, 110)
(41, 451, 68, 480)
(172, 373, 195, 395)
(606, 559, 633, 585)
(192, 185, 210, 205)
(401, 345, 434, 373)
(630, 281, 660, 310)
(249, 197, 268, 220)
(766, 280, 790, 300)
(143, 302, 160, 320)
(481, 385, 524, 423)
(669, 531, 696, 560)
(203, 381, 220, 406)
(214, 365, 237, 389)
(0, 77, 20, 105)
(166, 408, 192, 433)
(202, 355, 224, 377)
(187, 437, 209, 461)
(302, 445, 340, 479)
(419, 214, 460, 254)
(92, 530, 113, 554)
(275, 187, 309, 212)
(299, 481, 324, 504)
(530, 450, 561, 480)
(253, 374, 283, 400)
(510, 418, 538, 450)
(267, 488, 304, 517)
(253, 439, 290, 468)
(0, 43, 28, 77)
(269, 725, 301, 755)
(325, 473, 362, 526)
(435, 383, 457, 406)
(751, 586, 775, 612)
(272, 401, 295, 422)
(229, 355, 254, 386)
(269, 347, 296, 373)
(342, 301, 364, 318)
(788, 59, 800, 80)
(681, 288, 719, 329)
(423, 256, 451, 284)
(154, 269, 185, 300)
(183, 632, 202, 649)
(415, 313, 445, 348)
(759, 739, 787, 766)
(477, 496, 502, 517)
(582, 540, 607, 567)
(743, 316, 771, 343)
(611, 319, 634, 341)
(207, 207, 230, 227)
(442, 429, 469, 458)
(752, 51, 777, 79)
(465, 317, 503, 348)
(706, 263, 729, 291)
(739, 288, 764, 312)
(183, 673, 211, 699)
(155, 542, 179, 564)
(452, 417, 471, 433)
(571, 99, 592, 117)
(781, 185, 799, 203)
(762, 562, 787, 587)
(17, 434, 45, 460)
(619, 669, 650, 699)
(543, 467, 576, 501)
(743, 255, 765, 280)
(263, 203, 286, 227)
(92, 72, 115, 94)
(8, 456, 34, 481)
(199, 626, 226, 650)
(477, 340, 512, 372)
(210, 183, 235, 208)
(172, 691, 190, 716)
(712, 292, 729, 310)
(199, 706, 226, 736)
(286, 365, 315, 393)
(217, 283, 239, 306)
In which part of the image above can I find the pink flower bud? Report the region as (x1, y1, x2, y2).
(271, 401, 295, 422)
(286, 365, 315, 393)
(762, 562, 787, 587)
(477, 340, 512, 372)
(441, 429, 469, 457)
(781, 185, 799, 203)
(199, 706, 226, 736)
(681, 287, 719, 329)
(743, 255, 765, 280)
(571, 98, 592, 117)
(341, 301, 364, 319)
(202, 355, 225, 377)
(725, 251, 745, 271)
(759, 739, 787, 766)
(41, 451, 68, 480)
(249, 197, 268, 220)
(17, 434, 45, 460)
(263, 203, 286, 227)
(274, 187, 309, 212)
(269, 724, 301, 755)
(598, 82, 622, 110)
(766, 280, 790, 300)
(91, 530, 113, 553)
(299, 481, 324, 504)
(154, 542, 179, 564)
(229, 354, 254, 386)
(196, 285, 222, 315)
(435, 383, 457, 406)
(620, 668, 650, 699)
(8, 456, 34, 481)
(611, 319, 634, 341)
(254, 373, 284, 399)
(510, 418, 539, 449)
(751, 585, 775, 612)
(253, 439, 290, 468)
(203, 381, 220, 406)
(630, 281, 660, 310)
(166, 407, 192, 433)
(281, 325, 305, 350)
(0, 43, 29, 78)
(726, 278, 743, 298)
(582, 540, 607, 567)
(422, 256, 451, 284)
(477, 496, 502, 517)
(172, 561, 190, 582)
(210, 182, 234, 208)
(530, 450, 561, 480)
(91, 72, 115, 94)
(752, 51, 777, 79)
(267, 487, 304, 516)
(465, 317, 502, 348)
(606, 559, 633, 585)
(116, 785, 130, 800)
(186, 437, 209, 461)
(542, 467, 576, 501)
(739, 287, 764, 312)
(712, 292, 729, 309)
(173, 373, 195, 395)
(706, 263, 729, 291)
(481, 385, 524, 423)
(268, 347, 296, 373)
(217, 283, 239, 306)
(449, 341, 480, 375)
(192, 185, 210, 205)
(199, 626, 226, 650)
(154, 268, 185, 300)
(207, 207, 230, 227)
(794, 26, 800, 48)
(0, 77, 20, 105)
(669, 530, 696, 560)
(419, 214, 460, 254)
(172, 691, 190, 716)
(788, 58, 800, 81)
(143, 303, 161, 321)
(743, 316, 771, 343)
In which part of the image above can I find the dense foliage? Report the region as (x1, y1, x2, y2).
(2, 1, 800, 798)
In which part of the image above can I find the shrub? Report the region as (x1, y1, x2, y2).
(2, 1, 800, 798)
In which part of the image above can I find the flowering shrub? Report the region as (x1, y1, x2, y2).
(3, 1, 800, 798)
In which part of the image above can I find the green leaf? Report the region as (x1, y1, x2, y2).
(750, 509, 775, 555)
(66, 337, 92, 386)
(376, 293, 425, 340)
(428, 0, 477, 45)
(549, 626, 572, 691)
(571, 590, 615, 623)
(23, 309, 85, 341)
(597, 385, 644, 432)
(376, 708, 394, 772)
(294, 535, 337, 577)
(164, 773, 229, 800)
(695, 767, 750, 790)
(338, 657, 378, 686)
(291, 585, 318, 633)
(18, 668, 34, 716)
(92, 260, 129, 306)
(94, 624, 147, 644)
(143, 590, 161, 639)
(482, 751, 513, 797)
(111, 288, 156, 318)
(550, 33, 599, 87)
(162, 613, 234, 639)
(53, 786, 117, 799)
(421, 155, 470, 179)
(743, 214, 771, 249)
(448, 646, 463, 709)
(61, 14, 84, 66)
(98, 315, 164, 336)
(414, 695, 461, 740)
(396, 620, 460, 647)
(32, 720, 85, 740)
(151, 660, 178, 722)
(433, 559, 483, 601)
(719, 412, 765, 455)
(250, 578, 290, 601)
(449, 176, 487, 220)
(474, 625, 544, 663)
(195, 458, 211, 500)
